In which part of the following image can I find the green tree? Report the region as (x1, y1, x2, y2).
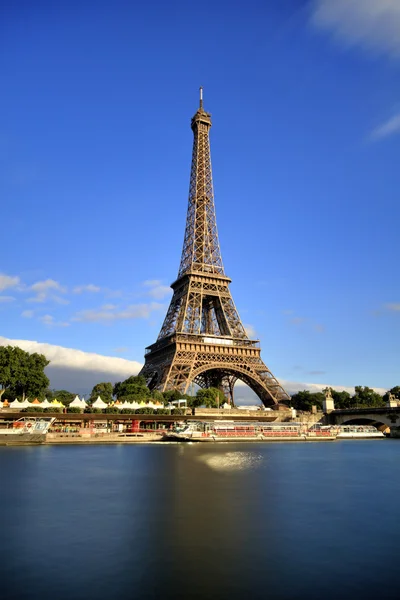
(290, 390, 324, 412)
(162, 389, 182, 403)
(353, 386, 384, 408)
(151, 389, 165, 403)
(390, 386, 400, 399)
(113, 376, 150, 402)
(48, 390, 75, 405)
(90, 382, 113, 404)
(195, 387, 225, 408)
(383, 386, 400, 402)
(0, 345, 49, 400)
(331, 389, 352, 409)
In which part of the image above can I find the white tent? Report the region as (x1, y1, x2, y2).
(9, 399, 24, 410)
(92, 396, 108, 409)
(41, 399, 51, 408)
(20, 399, 33, 409)
(117, 401, 134, 410)
(70, 395, 85, 408)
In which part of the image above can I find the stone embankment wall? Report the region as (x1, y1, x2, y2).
(389, 426, 400, 438)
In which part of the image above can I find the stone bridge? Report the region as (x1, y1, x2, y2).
(327, 407, 400, 435)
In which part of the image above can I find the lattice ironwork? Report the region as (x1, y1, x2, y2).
(139, 89, 290, 407)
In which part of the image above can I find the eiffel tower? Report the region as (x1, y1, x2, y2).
(139, 89, 290, 407)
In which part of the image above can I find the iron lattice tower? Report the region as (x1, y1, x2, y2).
(139, 89, 290, 407)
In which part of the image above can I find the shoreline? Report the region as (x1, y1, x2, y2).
(1, 434, 346, 446)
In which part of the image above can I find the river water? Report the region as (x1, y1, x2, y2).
(1, 440, 399, 600)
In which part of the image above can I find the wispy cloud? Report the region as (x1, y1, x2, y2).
(384, 303, 400, 312)
(283, 309, 325, 333)
(113, 346, 129, 354)
(142, 280, 171, 300)
(72, 302, 164, 324)
(73, 284, 101, 294)
(0, 295, 15, 303)
(28, 279, 68, 304)
(39, 314, 70, 327)
(370, 113, 400, 140)
(290, 316, 306, 326)
(0, 273, 20, 292)
(310, 0, 400, 58)
(21, 310, 34, 318)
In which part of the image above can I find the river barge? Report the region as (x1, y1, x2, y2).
(162, 421, 325, 442)
(162, 421, 386, 442)
(0, 417, 55, 445)
(336, 425, 385, 439)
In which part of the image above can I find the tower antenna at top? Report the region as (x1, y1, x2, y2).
(199, 86, 203, 109)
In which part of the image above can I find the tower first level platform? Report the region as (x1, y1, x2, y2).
(144, 332, 288, 407)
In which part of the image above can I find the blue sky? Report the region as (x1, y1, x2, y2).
(1, 0, 399, 397)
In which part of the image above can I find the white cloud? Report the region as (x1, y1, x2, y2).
(370, 113, 400, 140)
(72, 302, 164, 323)
(0, 336, 142, 395)
(0, 335, 390, 399)
(28, 279, 67, 303)
(0, 295, 15, 303)
(143, 280, 171, 300)
(0, 273, 20, 292)
(310, 0, 400, 58)
(39, 314, 55, 325)
(73, 284, 101, 294)
(21, 309, 34, 318)
(31, 279, 65, 294)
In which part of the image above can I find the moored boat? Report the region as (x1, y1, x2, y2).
(336, 425, 385, 439)
(162, 421, 307, 442)
(0, 417, 55, 445)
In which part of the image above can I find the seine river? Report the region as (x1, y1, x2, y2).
(1, 440, 399, 600)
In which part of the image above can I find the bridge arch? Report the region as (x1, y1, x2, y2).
(339, 417, 389, 433)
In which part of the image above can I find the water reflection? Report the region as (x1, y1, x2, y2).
(1, 442, 400, 600)
(197, 450, 263, 471)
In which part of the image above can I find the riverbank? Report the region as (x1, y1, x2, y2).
(44, 433, 337, 444)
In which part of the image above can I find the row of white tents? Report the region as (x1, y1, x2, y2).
(2, 398, 65, 409)
(0, 395, 181, 411)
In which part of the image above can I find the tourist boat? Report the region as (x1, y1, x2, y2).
(0, 417, 55, 445)
(336, 425, 385, 439)
(162, 421, 306, 442)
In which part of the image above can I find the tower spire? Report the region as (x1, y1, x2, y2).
(177, 89, 223, 279)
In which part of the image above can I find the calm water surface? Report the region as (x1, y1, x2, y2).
(1, 440, 399, 600)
